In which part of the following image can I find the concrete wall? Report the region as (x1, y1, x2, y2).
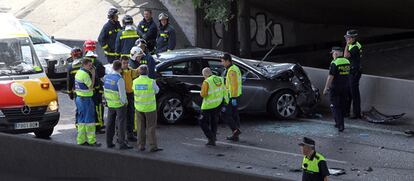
(0, 133, 290, 181)
(304, 67, 414, 120)
(158, 0, 196, 46)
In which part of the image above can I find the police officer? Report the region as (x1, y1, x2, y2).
(74, 58, 101, 147)
(344, 30, 362, 119)
(323, 47, 350, 132)
(103, 60, 133, 149)
(137, 9, 157, 53)
(200, 67, 227, 146)
(133, 65, 162, 152)
(83, 40, 106, 134)
(120, 55, 139, 142)
(67, 47, 83, 123)
(156, 13, 176, 53)
(116, 15, 140, 58)
(299, 137, 330, 181)
(221, 53, 242, 141)
(98, 7, 122, 63)
(130, 45, 156, 78)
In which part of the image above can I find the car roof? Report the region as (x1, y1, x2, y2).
(156, 48, 224, 61)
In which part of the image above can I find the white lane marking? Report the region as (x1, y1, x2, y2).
(301, 118, 408, 136)
(182, 142, 203, 148)
(194, 138, 347, 164)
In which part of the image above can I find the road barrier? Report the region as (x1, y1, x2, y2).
(0, 133, 290, 181)
(304, 67, 414, 121)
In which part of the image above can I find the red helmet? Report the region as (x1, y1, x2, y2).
(83, 40, 96, 52)
(70, 47, 82, 59)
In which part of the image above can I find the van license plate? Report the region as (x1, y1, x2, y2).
(15, 122, 39, 130)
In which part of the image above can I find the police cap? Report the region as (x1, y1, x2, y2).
(299, 137, 316, 147)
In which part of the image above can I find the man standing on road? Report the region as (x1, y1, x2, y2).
(133, 65, 162, 152)
(200, 68, 227, 146)
(221, 53, 242, 141)
(74, 58, 101, 147)
(156, 13, 176, 53)
(116, 15, 140, 58)
(84, 40, 106, 134)
(344, 29, 362, 119)
(103, 61, 133, 149)
(137, 9, 157, 53)
(299, 137, 330, 181)
(67, 47, 83, 124)
(120, 56, 139, 142)
(323, 47, 350, 132)
(98, 7, 122, 63)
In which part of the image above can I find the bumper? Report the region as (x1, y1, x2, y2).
(0, 112, 60, 134)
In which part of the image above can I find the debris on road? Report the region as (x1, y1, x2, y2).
(363, 107, 405, 123)
(288, 168, 302, 172)
(350, 168, 359, 171)
(329, 168, 346, 176)
(271, 167, 278, 169)
(216, 153, 225, 157)
(245, 166, 253, 169)
(365, 167, 373, 172)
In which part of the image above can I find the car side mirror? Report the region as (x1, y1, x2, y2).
(51, 36, 56, 43)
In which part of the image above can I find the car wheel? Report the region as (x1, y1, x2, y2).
(270, 90, 298, 119)
(159, 93, 185, 124)
(34, 128, 54, 139)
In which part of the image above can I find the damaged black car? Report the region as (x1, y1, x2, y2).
(154, 48, 320, 124)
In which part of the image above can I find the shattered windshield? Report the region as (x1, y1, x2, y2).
(0, 37, 43, 76)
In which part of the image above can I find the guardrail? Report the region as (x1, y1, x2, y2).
(0, 133, 290, 181)
(304, 66, 414, 121)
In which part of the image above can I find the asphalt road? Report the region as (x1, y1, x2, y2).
(18, 91, 414, 181)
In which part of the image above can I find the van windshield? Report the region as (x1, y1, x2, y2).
(0, 37, 43, 76)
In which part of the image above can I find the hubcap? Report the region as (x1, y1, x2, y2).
(276, 94, 296, 118)
(162, 98, 183, 123)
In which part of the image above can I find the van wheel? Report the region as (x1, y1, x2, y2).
(159, 93, 185, 124)
(34, 128, 54, 139)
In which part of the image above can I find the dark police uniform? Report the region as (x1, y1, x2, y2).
(329, 56, 350, 131)
(98, 20, 122, 63)
(299, 137, 330, 181)
(137, 18, 158, 53)
(346, 41, 363, 118)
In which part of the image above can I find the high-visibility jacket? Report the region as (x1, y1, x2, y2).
(133, 75, 156, 112)
(347, 41, 363, 71)
(330, 57, 350, 90)
(75, 68, 93, 97)
(225, 64, 242, 98)
(103, 73, 125, 108)
(115, 28, 140, 57)
(302, 152, 326, 174)
(201, 75, 226, 110)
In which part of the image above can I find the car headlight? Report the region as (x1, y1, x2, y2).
(0, 110, 5, 118)
(46, 100, 59, 112)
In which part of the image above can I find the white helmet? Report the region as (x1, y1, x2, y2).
(158, 12, 169, 20)
(130, 46, 144, 60)
(84, 50, 98, 57)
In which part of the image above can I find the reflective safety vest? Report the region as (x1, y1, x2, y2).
(302, 152, 326, 174)
(139, 59, 148, 65)
(226, 64, 242, 98)
(348, 41, 363, 57)
(201, 75, 226, 110)
(75, 68, 93, 97)
(140, 25, 148, 33)
(120, 30, 139, 40)
(331, 57, 350, 76)
(103, 73, 124, 108)
(133, 75, 156, 112)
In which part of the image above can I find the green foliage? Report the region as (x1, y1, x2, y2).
(173, 0, 233, 24)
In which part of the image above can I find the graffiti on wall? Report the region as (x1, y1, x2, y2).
(212, 10, 284, 50)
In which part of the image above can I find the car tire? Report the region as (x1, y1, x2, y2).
(270, 90, 298, 119)
(158, 93, 185, 124)
(34, 128, 54, 139)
